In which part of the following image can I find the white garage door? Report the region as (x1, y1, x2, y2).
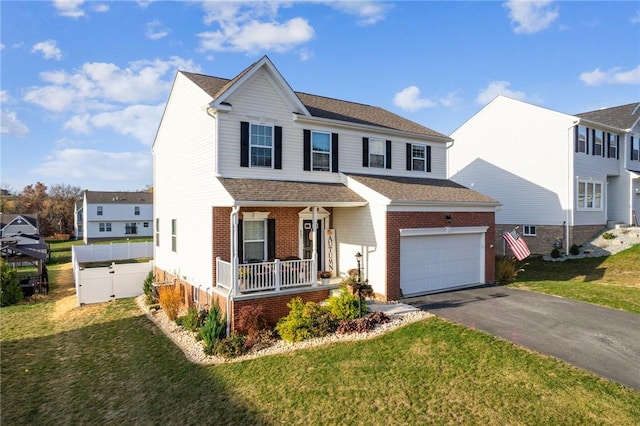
(400, 227, 487, 296)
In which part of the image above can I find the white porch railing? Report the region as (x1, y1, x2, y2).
(216, 258, 316, 294)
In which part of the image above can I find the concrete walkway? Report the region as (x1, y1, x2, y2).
(403, 286, 640, 391)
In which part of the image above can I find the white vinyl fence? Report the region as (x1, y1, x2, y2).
(72, 242, 154, 306)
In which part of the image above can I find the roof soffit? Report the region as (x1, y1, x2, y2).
(210, 56, 310, 116)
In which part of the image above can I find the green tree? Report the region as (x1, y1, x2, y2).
(1, 260, 22, 307)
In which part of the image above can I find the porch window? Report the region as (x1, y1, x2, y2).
(312, 131, 331, 171)
(171, 219, 177, 252)
(576, 126, 587, 153)
(593, 130, 604, 156)
(250, 124, 273, 168)
(243, 220, 266, 262)
(577, 181, 602, 210)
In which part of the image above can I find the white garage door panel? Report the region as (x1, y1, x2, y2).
(401, 233, 483, 296)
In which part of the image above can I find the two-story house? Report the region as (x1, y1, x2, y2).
(79, 191, 153, 244)
(153, 56, 499, 329)
(449, 96, 640, 254)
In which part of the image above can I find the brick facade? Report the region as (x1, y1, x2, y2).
(386, 211, 496, 300)
(495, 224, 605, 255)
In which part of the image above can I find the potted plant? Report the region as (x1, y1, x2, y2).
(319, 271, 332, 285)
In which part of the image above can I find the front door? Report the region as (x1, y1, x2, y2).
(302, 219, 322, 271)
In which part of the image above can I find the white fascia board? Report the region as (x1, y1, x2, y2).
(387, 200, 501, 210)
(400, 226, 489, 237)
(293, 114, 452, 144)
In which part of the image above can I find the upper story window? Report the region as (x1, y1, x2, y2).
(406, 143, 431, 172)
(607, 133, 618, 159)
(97, 206, 103, 216)
(369, 138, 386, 168)
(240, 122, 282, 170)
(577, 181, 602, 210)
(250, 123, 273, 167)
(134, 206, 140, 215)
(593, 130, 604, 156)
(312, 131, 331, 171)
(632, 136, 639, 162)
(171, 219, 177, 252)
(576, 126, 587, 153)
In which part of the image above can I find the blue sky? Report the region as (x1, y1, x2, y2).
(1, 1, 639, 192)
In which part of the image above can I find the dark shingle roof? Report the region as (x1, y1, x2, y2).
(575, 102, 640, 130)
(0, 213, 38, 229)
(347, 174, 500, 205)
(181, 69, 448, 139)
(85, 191, 152, 204)
(217, 178, 366, 206)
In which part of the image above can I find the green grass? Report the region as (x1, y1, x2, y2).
(510, 244, 640, 313)
(2, 262, 639, 424)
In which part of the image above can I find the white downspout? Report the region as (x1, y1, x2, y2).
(227, 205, 240, 337)
(567, 120, 579, 252)
(312, 206, 318, 285)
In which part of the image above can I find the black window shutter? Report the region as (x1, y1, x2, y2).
(237, 220, 244, 263)
(386, 140, 392, 169)
(303, 129, 311, 171)
(426, 145, 432, 173)
(240, 122, 249, 167)
(574, 126, 579, 153)
(267, 219, 276, 260)
(406, 143, 412, 170)
(274, 126, 282, 169)
(331, 133, 339, 173)
(616, 135, 619, 160)
(362, 137, 369, 167)
(591, 129, 595, 156)
(606, 133, 610, 158)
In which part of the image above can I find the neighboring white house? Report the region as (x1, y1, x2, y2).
(449, 96, 640, 254)
(153, 56, 499, 329)
(79, 191, 153, 244)
(0, 213, 41, 245)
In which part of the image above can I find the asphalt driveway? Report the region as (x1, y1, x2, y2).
(402, 286, 640, 391)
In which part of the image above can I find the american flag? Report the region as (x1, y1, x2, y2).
(502, 230, 530, 261)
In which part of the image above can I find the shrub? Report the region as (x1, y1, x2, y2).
(175, 305, 205, 332)
(495, 256, 525, 284)
(157, 285, 181, 321)
(336, 311, 391, 335)
(602, 232, 616, 240)
(235, 305, 269, 348)
(212, 333, 248, 358)
(569, 244, 580, 255)
(1, 260, 22, 307)
(200, 303, 226, 355)
(275, 297, 335, 342)
(142, 271, 155, 304)
(326, 286, 362, 320)
(550, 248, 561, 258)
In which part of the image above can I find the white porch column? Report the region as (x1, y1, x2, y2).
(312, 206, 318, 287)
(230, 206, 240, 296)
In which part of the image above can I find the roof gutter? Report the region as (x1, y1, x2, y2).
(233, 200, 368, 208)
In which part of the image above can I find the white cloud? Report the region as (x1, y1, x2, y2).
(579, 65, 640, 86)
(24, 56, 200, 112)
(504, 0, 559, 34)
(476, 81, 527, 104)
(393, 86, 437, 112)
(1, 110, 30, 137)
(64, 104, 165, 145)
(146, 20, 169, 40)
(197, 2, 314, 53)
(32, 40, 63, 61)
(632, 10, 640, 24)
(0, 43, 5, 51)
(326, 1, 390, 25)
(0, 90, 8, 103)
(92, 3, 109, 13)
(32, 148, 151, 185)
(53, 0, 85, 18)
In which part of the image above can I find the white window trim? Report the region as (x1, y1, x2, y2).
(577, 180, 603, 211)
(242, 219, 267, 262)
(577, 126, 588, 153)
(369, 138, 386, 168)
(594, 130, 604, 156)
(249, 122, 274, 168)
(522, 225, 536, 236)
(311, 130, 331, 172)
(411, 143, 426, 172)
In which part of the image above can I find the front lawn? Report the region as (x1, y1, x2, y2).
(2, 263, 639, 424)
(510, 244, 640, 313)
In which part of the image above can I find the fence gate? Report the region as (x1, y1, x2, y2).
(76, 261, 153, 306)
